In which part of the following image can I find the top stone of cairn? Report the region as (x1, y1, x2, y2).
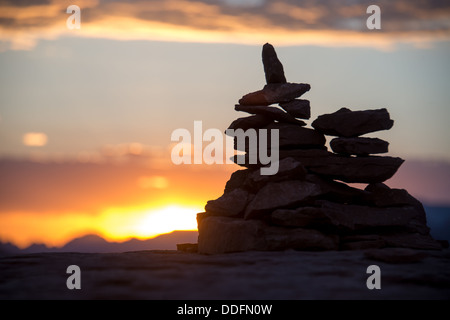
(262, 43, 287, 84)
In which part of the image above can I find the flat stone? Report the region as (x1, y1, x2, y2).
(226, 115, 273, 133)
(176, 243, 198, 253)
(231, 148, 328, 169)
(365, 248, 429, 264)
(197, 216, 265, 254)
(271, 207, 327, 227)
(279, 99, 311, 119)
(302, 154, 404, 183)
(312, 108, 394, 137)
(340, 234, 395, 251)
(365, 183, 423, 209)
(272, 201, 427, 234)
(265, 122, 325, 149)
(224, 169, 252, 193)
(238, 83, 310, 106)
(315, 200, 423, 231)
(305, 174, 369, 204)
(263, 226, 339, 251)
(233, 122, 325, 152)
(244, 157, 307, 191)
(232, 151, 404, 183)
(341, 240, 386, 250)
(197, 216, 338, 254)
(205, 188, 249, 217)
(330, 137, 389, 156)
(244, 180, 322, 220)
(380, 233, 443, 250)
(235, 105, 306, 125)
(262, 43, 287, 84)
(364, 183, 429, 234)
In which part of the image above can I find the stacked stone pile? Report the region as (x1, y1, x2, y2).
(196, 43, 443, 254)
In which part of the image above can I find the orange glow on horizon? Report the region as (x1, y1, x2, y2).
(0, 203, 202, 249)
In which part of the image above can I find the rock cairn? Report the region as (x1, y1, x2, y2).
(196, 43, 443, 254)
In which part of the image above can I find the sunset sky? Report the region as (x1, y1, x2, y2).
(1, 0, 450, 248)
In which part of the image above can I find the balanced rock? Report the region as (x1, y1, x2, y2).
(244, 157, 307, 191)
(239, 83, 310, 106)
(365, 183, 426, 211)
(204, 188, 250, 218)
(279, 99, 311, 119)
(378, 233, 443, 250)
(312, 107, 394, 137)
(223, 158, 306, 193)
(244, 180, 321, 220)
(233, 123, 325, 152)
(271, 207, 327, 228)
(227, 115, 272, 132)
(288, 153, 404, 183)
(306, 155, 404, 183)
(236, 150, 404, 183)
(224, 169, 251, 193)
(270, 202, 424, 233)
(197, 43, 442, 254)
(313, 200, 424, 232)
(305, 174, 369, 204)
(262, 43, 287, 84)
(330, 137, 389, 156)
(197, 215, 338, 254)
(364, 248, 429, 264)
(266, 123, 325, 149)
(235, 104, 306, 125)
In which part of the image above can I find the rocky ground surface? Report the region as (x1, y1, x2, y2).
(1, 248, 449, 299)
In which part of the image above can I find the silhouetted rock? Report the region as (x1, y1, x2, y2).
(305, 174, 369, 204)
(312, 108, 394, 137)
(197, 216, 338, 254)
(205, 188, 250, 217)
(235, 151, 404, 183)
(380, 233, 443, 250)
(270, 201, 424, 234)
(279, 99, 311, 119)
(233, 123, 325, 153)
(235, 104, 306, 125)
(263, 225, 339, 251)
(365, 183, 423, 208)
(330, 137, 389, 155)
(176, 243, 198, 253)
(271, 207, 327, 228)
(197, 43, 440, 254)
(265, 122, 325, 149)
(244, 180, 321, 220)
(198, 216, 264, 254)
(262, 43, 287, 84)
(300, 154, 404, 183)
(364, 183, 429, 234)
(226, 115, 272, 132)
(364, 248, 429, 264)
(244, 157, 307, 191)
(314, 200, 424, 232)
(224, 169, 252, 193)
(239, 83, 310, 106)
(341, 235, 386, 250)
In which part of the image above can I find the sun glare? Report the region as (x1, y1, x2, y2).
(0, 204, 202, 248)
(98, 204, 201, 242)
(135, 206, 199, 237)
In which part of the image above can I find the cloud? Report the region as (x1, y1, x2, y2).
(22, 132, 48, 147)
(0, 0, 449, 50)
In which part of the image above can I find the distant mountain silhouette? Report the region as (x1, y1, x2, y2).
(0, 231, 198, 256)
